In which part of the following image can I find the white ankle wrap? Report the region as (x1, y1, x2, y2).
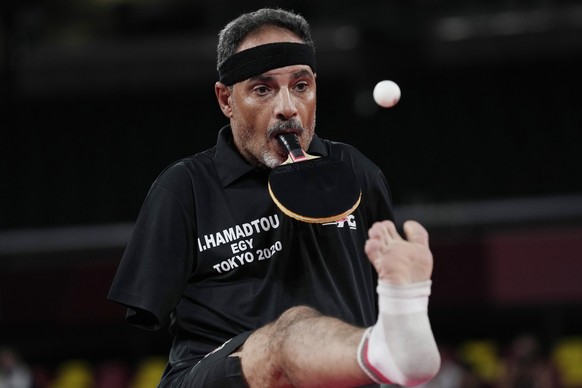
(357, 280, 440, 386)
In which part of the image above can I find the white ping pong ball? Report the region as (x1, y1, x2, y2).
(373, 80, 401, 108)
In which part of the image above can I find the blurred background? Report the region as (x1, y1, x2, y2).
(1, 0, 582, 387)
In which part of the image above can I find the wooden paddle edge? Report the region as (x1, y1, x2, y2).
(268, 183, 362, 223)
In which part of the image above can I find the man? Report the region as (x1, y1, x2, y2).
(108, 8, 440, 387)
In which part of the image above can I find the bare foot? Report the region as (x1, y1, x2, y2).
(364, 220, 433, 285)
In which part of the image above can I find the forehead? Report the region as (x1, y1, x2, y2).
(237, 26, 304, 53)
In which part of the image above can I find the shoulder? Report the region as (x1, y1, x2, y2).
(154, 147, 216, 187)
(315, 137, 391, 203)
(141, 147, 218, 211)
(317, 137, 382, 173)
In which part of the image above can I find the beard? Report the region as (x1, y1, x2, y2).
(259, 151, 284, 169)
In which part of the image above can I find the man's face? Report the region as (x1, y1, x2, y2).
(216, 27, 317, 168)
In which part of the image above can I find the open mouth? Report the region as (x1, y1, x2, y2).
(267, 119, 304, 140)
(269, 128, 302, 140)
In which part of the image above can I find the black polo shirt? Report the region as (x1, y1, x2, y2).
(108, 126, 393, 366)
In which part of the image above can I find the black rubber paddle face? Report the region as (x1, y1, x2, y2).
(268, 157, 362, 223)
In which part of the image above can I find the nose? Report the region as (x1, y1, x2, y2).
(274, 88, 298, 120)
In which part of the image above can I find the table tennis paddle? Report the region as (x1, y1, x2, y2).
(268, 133, 362, 223)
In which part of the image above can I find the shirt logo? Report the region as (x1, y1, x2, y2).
(323, 214, 357, 230)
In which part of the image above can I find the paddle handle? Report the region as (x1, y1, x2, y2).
(278, 133, 306, 162)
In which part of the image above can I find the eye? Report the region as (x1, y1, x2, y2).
(253, 85, 270, 96)
(294, 82, 309, 92)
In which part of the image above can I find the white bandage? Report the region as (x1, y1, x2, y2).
(357, 280, 440, 386)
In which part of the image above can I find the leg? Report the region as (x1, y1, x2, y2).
(235, 305, 371, 387)
(235, 220, 440, 387)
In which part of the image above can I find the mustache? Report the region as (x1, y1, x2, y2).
(267, 120, 305, 138)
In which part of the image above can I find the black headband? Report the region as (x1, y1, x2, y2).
(218, 42, 316, 86)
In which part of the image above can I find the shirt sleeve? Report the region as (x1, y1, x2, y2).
(107, 162, 196, 330)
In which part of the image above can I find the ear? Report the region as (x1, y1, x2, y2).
(215, 82, 233, 118)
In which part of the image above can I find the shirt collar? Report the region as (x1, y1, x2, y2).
(213, 125, 328, 187)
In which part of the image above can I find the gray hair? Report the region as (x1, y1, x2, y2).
(216, 8, 315, 72)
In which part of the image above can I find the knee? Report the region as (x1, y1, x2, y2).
(268, 306, 322, 345)
(275, 305, 321, 330)
(239, 306, 323, 386)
